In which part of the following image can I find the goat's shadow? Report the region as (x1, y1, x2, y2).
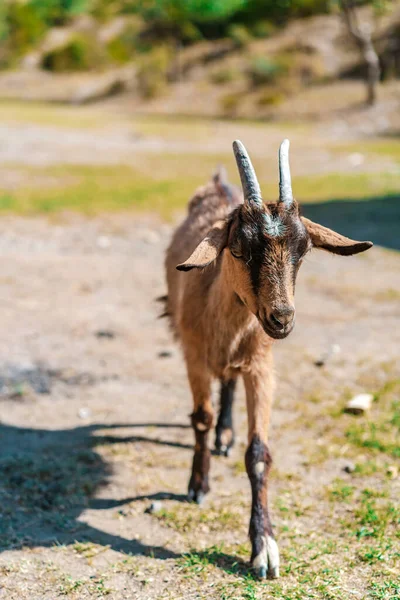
(0, 420, 194, 559)
(302, 193, 400, 251)
(0, 419, 250, 574)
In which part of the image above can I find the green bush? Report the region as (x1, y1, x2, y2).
(227, 23, 252, 48)
(107, 35, 131, 63)
(179, 21, 203, 44)
(136, 46, 172, 99)
(251, 20, 276, 39)
(247, 56, 288, 87)
(106, 19, 145, 64)
(220, 92, 240, 116)
(41, 35, 104, 72)
(30, 0, 89, 26)
(6, 2, 46, 54)
(209, 67, 238, 85)
(257, 88, 285, 106)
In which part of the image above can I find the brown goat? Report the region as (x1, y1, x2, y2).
(164, 140, 372, 579)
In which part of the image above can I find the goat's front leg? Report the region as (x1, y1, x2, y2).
(243, 354, 279, 579)
(186, 361, 213, 505)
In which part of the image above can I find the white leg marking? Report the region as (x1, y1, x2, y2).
(255, 461, 265, 475)
(252, 535, 267, 570)
(196, 422, 207, 431)
(266, 535, 280, 578)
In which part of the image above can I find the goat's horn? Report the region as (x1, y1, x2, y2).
(232, 140, 263, 208)
(278, 139, 293, 208)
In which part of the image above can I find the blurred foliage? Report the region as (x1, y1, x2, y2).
(247, 55, 289, 86)
(0, 0, 332, 63)
(226, 23, 252, 47)
(0, 0, 391, 70)
(136, 45, 172, 97)
(1, 1, 46, 65)
(251, 19, 276, 38)
(29, 0, 89, 25)
(42, 34, 105, 71)
(209, 66, 239, 85)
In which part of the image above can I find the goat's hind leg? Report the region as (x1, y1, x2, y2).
(215, 378, 236, 456)
(187, 362, 214, 505)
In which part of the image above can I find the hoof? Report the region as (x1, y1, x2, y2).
(215, 428, 234, 457)
(256, 566, 267, 579)
(252, 536, 280, 580)
(187, 488, 206, 505)
(215, 444, 231, 457)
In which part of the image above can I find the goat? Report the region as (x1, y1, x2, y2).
(164, 140, 372, 579)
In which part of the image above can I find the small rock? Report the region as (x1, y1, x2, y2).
(343, 462, 356, 474)
(146, 501, 163, 514)
(140, 229, 160, 244)
(97, 236, 111, 249)
(386, 466, 398, 479)
(95, 329, 115, 339)
(344, 393, 373, 415)
(348, 153, 365, 167)
(78, 407, 91, 419)
(315, 344, 340, 367)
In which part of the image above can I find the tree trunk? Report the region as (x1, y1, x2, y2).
(340, 0, 381, 106)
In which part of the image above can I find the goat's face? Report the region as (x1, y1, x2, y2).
(226, 202, 310, 339)
(177, 140, 372, 341)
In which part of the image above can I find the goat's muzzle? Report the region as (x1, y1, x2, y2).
(258, 307, 295, 340)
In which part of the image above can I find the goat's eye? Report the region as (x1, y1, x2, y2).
(230, 249, 243, 259)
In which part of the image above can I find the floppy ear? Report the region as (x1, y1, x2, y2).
(301, 217, 373, 256)
(176, 219, 229, 271)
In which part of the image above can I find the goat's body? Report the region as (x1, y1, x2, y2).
(165, 174, 279, 577)
(166, 179, 271, 380)
(163, 141, 372, 580)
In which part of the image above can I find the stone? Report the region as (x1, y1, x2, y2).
(343, 462, 356, 474)
(78, 407, 91, 419)
(146, 501, 163, 514)
(344, 393, 373, 415)
(96, 236, 111, 249)
(315, 343, 340, 367)
(386, 466, 398, 479)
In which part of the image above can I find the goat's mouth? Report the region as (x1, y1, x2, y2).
(258, 317, 295, 340)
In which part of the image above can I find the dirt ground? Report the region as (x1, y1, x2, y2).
(0, 98, 399, 599)
(0, 210, 398, 599)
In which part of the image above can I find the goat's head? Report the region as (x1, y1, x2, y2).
(177, 140, 373, 340)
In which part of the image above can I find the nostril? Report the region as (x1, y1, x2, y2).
(270, 308, 295, 330)
(270, 313, 284, 329)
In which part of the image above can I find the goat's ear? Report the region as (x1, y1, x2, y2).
(301, 217, 373, 256)
(176, 219, 229, 271)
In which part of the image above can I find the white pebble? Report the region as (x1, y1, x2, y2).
(348, 153, 364, 167)
(78, 407, 91, 419)
(97, 236, 111, 249)
(345, 393, 373, 415)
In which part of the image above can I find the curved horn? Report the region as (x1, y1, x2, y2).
(232, 140, 263, 208)
(278, 138, 293, 208)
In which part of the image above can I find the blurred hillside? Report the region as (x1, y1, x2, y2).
(0, 0, 399, 120)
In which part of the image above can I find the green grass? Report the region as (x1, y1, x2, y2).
(1, 162, 399, 219)
(344, 380, 400, 460)
(0, 164, 200, 219)
(333, 138, 400, 163)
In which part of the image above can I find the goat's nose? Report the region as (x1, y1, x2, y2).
(269, 307, 295, 330)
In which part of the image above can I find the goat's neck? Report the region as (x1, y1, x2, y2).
(208, 255, 255, 333)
